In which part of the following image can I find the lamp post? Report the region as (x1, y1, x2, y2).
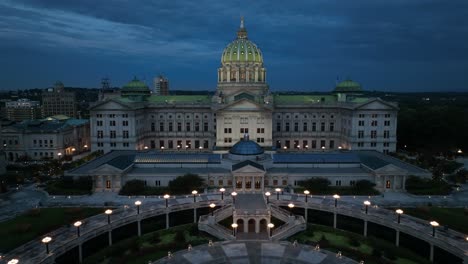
(231, 192, 237, 204)
(430, 221, 439, 237)
(333, 194, 340, 208)
(135, 200, 142, 214)
(268, 223, 274, 237)
(105, 209, 112, 224)
(209, 203, 216, 216)
(192, 190, 198, 203)
(231, 223, 238, 237)
(304, 190, 310, 202)
(144, 146, 148, 150)
(8, 259, 19, 264)
(74, 221, 82, 237)
(288, 203, 295, 216)
(219, 188, 225, 200)
(363, 201, 371, 214)
(396, 209, 404, 224)
(42, 236, 52, 254)
(275, 188, 281, 200)
(265, 192, 271, 204)
(163, 194, 170, 208)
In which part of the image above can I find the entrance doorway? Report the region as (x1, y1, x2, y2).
(248, 219, 255, 232)
(255, 180, 261, 189)
(259, 219, 267, 232)
(386, 180, 391, 189)
(237, 219, 244, 232)
(245, 180, 252, 189)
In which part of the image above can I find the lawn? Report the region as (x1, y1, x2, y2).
(0, 207, 103, 252)
(401, 207, 468, 233)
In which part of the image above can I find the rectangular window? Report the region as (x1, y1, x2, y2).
(224, 128, 232, 133)
(330, 122, 334, 132)
(224, 117, 232, 124)
(312, 140, 317, 149)
(123, 142, 129, 147)
(110, 142, 116, 147)
(273, 179, 278, 186)
(285, 140, 290, 149)
(303, 140, 308, 148)
(160, 122, 164, 131)
(383, 142, 390, 147)
(151, 123, 155, 132)
(159, 140, 165, 148)
(110, 131, 116, 138)
(329, 140, 335, 149)
(186, 140, 191, 148)
(106, 180, 111, 189)
(240, 128, 249, 134)
(224, 138, 232, 143)
(294, 140, 299, 148)
(203, 140, 209, 149)
(282, 180, 287, 186)
(384, 130, 390, 138)
(186, 122, 191, 132)
(294, 122, 299, 132)
(372, 114, 378, 118)
(123, 131, 129, 138)
(256, 138, 265, 143)
(240, 117, 248, 124)
(384, 120, 390, 126)
(257, 128, 265, 133)
(285, 123, 290, 132)
(276, 122, 281, 132)
(358, 130, 364, 138)
(371, 130, 377, 138)
(371, 120, 378, 126)
(168, 122, 173, 132)
(122, 120, 129, 126)
(358, 120, 364, 126)
(97, 131, 103, 139)
(312, 122, 316, 131)
(358, 142, 364, 147)
(168, 141, 174, 149)
(195, 140, 200, 149)
(336, 180, 341, 186)
(371, 142, 377, 147)
(321, 122, 325, 132)
(320, 140, 326, 148)
(177, 140, 182, 148)
(359, 114, 365, 118)
(204, 122, 209, 131)
(109, 120, 116, 126)
(97, 120, 103, 126)
(303, 122, 308, 132)
(218, 179, 223, 186)
(195, 122, 200, 132)
(177, 122, 182, 132)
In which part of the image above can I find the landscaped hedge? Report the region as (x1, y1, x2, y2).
(297, 178, 380, 195)
(45, 176, 93, 195)
(119, 174, 205, 196)
(405, 176, 452, 195)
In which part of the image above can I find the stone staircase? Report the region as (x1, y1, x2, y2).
(269, 204, 306, 240)
(198, 205, 235, 240)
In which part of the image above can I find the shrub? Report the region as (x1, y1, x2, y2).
(149, 232, 161, 244)
(298, 178, 331, 194)
(174, 230, 186, 244)
(119, 180, 146, 195)
(14, 223, 32, 233)
(168, 174, 205, 194)
(349, 237, 361, 247)
(25, 208, 41, 217)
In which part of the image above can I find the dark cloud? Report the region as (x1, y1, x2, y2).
(0, 0, 467, 91)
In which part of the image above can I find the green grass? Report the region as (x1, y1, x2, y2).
(0, 207, 103, 252)
(401, 207, 468, 233)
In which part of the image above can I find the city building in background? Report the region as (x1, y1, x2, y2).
(42, 81, 77, 118)
(153, 75, 169, 95)
(98, 77, 120, 101)
(5, 98, 42, 121)
(89, 18, 398, 154)
(1, 115, 90, 162)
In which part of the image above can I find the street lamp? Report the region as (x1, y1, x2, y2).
(430, 221, 439, 237)
(164, 194, 170, 208)
(105, 209, 113, 224)
(135, 200, 142, 214)
(363, 201, 371, 214)
(288, 203, 295, 216)
(268, 223, 274, 237)
(42, 236, 52, 254)
(231, 223, 238, 236)
(304, 190, 310, 202)
(8, 259, 19, 264)
(209, 203, 216, 216)
(265, 192, 271, 204)
(396, 209, 404, 224)
(220, 188, 225, 200)
(192, 190, 198, 203)
(74, 221, 82, 237)
(231, 192, 237, 204)
(144, 146, 148, 150)
(275, 188, 281, 200)
(321, 146, 325, 151)
(57, 152, 62, 159)
(333, 194, 340, 208)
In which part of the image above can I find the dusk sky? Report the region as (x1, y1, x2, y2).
(1, 0, 467, 92)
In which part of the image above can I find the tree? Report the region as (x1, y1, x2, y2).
(119, 180, 145, 195)
(168, 174, 204, 194)
(298, 178, 330, 194)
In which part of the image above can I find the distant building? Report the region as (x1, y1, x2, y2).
(98, 78, 120, 101)
(153, 75, 169, 95)
(42, 81, 77, 118)
(1, 116, 90, 162)
(5, 98, 42, 121)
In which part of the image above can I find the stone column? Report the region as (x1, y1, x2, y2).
(395, 230, 400, 247)
(166, 212, 169, 229)
(227, 69, 231, 83)
(393, 175, 397, 190)
(402, 175, 406, 190)
(242, 177, 246, 191)
(305, 207, 308, 222)
(108, 230, 112, 246)
(137, 220, 141, 237)
(363, 220, 368, 237)
(193, 208, 197, 223)
(255, 219, 259, 233)
(78, 244, 83, 263)
(333, 212, 337, 229)
(236, 70, 239, 82)
(252, 175, 254, 191)
(244, 219, 248, 233)
(254, 69, 258, 82)
(261, 176, 264, 190)
(430, 243, 434, 262)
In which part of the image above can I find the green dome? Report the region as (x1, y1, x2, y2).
(122, 77, 150, 92)
(221, 39, 263, 63)
(334, 79, 362, 93)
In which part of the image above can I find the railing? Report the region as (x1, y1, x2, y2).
(269, 204, 290, 222)
(271, 215, 306, 240)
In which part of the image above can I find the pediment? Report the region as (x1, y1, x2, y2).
(232, 164, 265, 174)
(219, 98, 269, 112)
(1, 127, 20, 133)
(90, 100, 132, 111)
(355, 99, 398, 110)
(89, 164, 124, 174)
(375, 164, 406, 174)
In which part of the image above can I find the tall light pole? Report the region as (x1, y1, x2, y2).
(164, 194, 170, 208)
(275, 188, 281, 200)
(430, 221, 439, 237)
(209, 203, 216, 216)
(231, 223, 238, 237)
(8, 259, 19, 264)
(396, 209, 403, 224)
(105, 209, 112, 224)
(42, 236, 52, 254)
(265, 192, 271, 204)
(74, 221, 82, 237)
(220, 188, 225, 200)
(363, 201, 371, 214)
(288, 203, 295, 216)
(231, 192, 237, 204)
(333, 194, 340, 208)
(268, 223, 274, 238)
(304, 190, 310, 203)
(135, 200, 142, 214)
(192, 190, 198, 203)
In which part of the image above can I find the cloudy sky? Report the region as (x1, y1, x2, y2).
(1, 0, 467, 92)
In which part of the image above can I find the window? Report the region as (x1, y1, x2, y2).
(186, 140, 191, 148)
(177, 122, 182, 132)
(303, 122, 308, 131)
(257, 138, 265, 143)
(359, 114, 365, 118)
(123, 131, 129, 138)
(224, 117, 232, 124)
(358, 130, 364, 138)
(294, 140, 299, 148)
(110, 131, 116, 138)
(151, 123, 155, 132)
(108, 114, 116, 118)
(384, 130, 390, 138)
(350, 180, 356, 186)
(155, 180, 161, 187)
(159, 140, 165, 148)
(294, 122, 299, 132)
(97, 142, 104, 147)
(122, 120, 129, 126)
(320, 140, 326, 148)
(195, 140, 200, 149)
(276, 140, 281, 149)
(385, 114, 391, 118)
(312, 122, 316, 131)
(257, 118, 264, 124)
(204, 122, 209, 131)
(240, 117, 248, 124)
(96, 114, 103, 118)
(224, 138, 232, 143)
(273, 179, 278, 186)
(167, 122, 172, 132)
(372, 114, 378, 118)
(371, 142, 377, 147)
(329, 140, 334, 149)
(110, 142, 116, 147)
(106, 180, 111, 189)
(224, 128, 232, 133)
(240, 128, 249, 134)
(357, 142, 364, 147)
(257, 128, 265, 133)
(97, 120, 103, 126)
(123, 142, 129, 147)
(321, 122, 325, 132)
(203, 140, 209, 149)
(186, 122, 191, 132)
(384, 120, 390, 126)
(371, 130, 377, 138)
(285, 122, 290, 132)
(358, 120, 365, 126)
(195, 122, 200, 132)
(303, 140, 308, 148)
(177, 140, 182, 148)
(218, 179, 223, 186)
(109, 120, 116, 126)
(371, 120, 378, 126)
(282, 180, 287, 186)
(383, 142, 390, 147)
(330, 122, 334, 132)
(336, 180, 341, 186)
(276, 122, 281, 132)
(160, 122, 164, 131)
(122, 114, 128, 118)
(312, 140, 317, 149)
(169, 141, 174, 149)
(97, 131, 103, 138)
(285, 140, 290, 149)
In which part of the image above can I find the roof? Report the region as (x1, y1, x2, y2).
(333, 79, 363, 93)
(121, 77, 150, 92)
(107, 155, 135, 170)
(274, 95, 337, 105)
(129, 167, 229, 175)
(146, 95, 211, 104)
(134, 153, 221, 163)
(232, 160, 265, 171)
(5, 118, 88, 133)
(229, 139, 264, 155)
(268, 167, 367, 174)
(273, 153, 361, 164)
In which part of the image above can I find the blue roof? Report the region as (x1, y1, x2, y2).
(134, 152, 221, 163)
(273, 152, 360, 163)
(229, 140, 264, 155)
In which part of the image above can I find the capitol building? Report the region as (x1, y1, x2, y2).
(71, 19, 429, 193)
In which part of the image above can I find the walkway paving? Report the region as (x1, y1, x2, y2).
(153, 241, 358, 264)
(235, 194, 267, 210)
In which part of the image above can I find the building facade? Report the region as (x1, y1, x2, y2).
(1, 117, 90, 162)
(5, 98, 42, 121)
(42, 81, 77, 118)
(89, 19, 398, 154)
(154, 75, 169, 95)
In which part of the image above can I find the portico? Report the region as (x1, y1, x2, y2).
(232, 160, 265, 192)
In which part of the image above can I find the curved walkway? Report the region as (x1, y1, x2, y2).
(152, 241, 358, 264)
